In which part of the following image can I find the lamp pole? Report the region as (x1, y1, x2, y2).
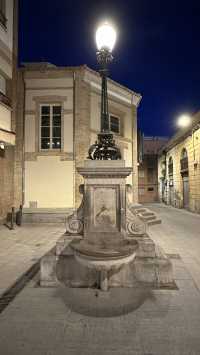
(88, 22, 121, 160)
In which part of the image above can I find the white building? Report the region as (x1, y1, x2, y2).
(16, 63, 141, 222)
(0, 0, 18, 222)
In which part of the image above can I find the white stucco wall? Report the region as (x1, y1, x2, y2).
(24, 156, 74, 208)
(24, 74, 74, 209)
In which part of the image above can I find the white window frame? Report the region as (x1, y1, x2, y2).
(39, 103, 62, 151)
(109, 114, 121, 135)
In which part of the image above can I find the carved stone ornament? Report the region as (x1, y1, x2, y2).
(65, 185, 84, 235)
(126, 184, 146, 236)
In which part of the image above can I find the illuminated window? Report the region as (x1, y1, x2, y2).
(40, 104, 61, 150)
(109, 114, 120, 134)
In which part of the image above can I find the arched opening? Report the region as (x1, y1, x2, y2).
(180, 148, 189, 209)
(168, 157, 174, 205)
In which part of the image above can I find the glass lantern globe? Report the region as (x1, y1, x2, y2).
(177, 114, 191, 128)
(96, 22, 116, 52)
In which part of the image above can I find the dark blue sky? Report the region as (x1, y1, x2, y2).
(19, 0, 200, 137)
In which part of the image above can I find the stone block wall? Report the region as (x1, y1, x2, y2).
(158, 119, 200, 213)
(0, 146, 14, 222)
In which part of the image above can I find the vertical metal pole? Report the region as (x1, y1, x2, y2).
(101, 73, 109, 132)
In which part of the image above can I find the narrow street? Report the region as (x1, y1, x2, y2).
(148, 203, 200, 291)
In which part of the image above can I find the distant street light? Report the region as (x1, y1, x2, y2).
(177, 114, 191, 128)
(88, 22, 121, 160)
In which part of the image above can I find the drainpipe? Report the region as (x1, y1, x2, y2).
(72, 71, 76, 209)
(21, 71, 26, 206)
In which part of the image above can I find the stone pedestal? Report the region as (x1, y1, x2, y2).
(40, 160, 173, 290)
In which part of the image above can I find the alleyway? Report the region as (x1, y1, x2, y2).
(0, 204, 200, 355)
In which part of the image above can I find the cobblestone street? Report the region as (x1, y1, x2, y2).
(0, 204, 200, 355)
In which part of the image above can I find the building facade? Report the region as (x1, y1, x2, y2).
(158, 110, 200, 213)
(138, 136, 168, 203)
(14, 63, 141, 221)
(0, 0, 18, 222)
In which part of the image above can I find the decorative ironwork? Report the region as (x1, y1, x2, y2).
(88, 132, 121, 160)
(88, 47, 121, 160)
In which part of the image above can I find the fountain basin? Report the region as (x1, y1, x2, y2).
(70, 239, 138, 291)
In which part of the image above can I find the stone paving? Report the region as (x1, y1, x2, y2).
(0, 223, 65, 297)
(0, 204, 200, 355)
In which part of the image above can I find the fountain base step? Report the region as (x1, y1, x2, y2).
(40, 234, 173, 289)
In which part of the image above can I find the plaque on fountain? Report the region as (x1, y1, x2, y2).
(77, 160, 132, 246)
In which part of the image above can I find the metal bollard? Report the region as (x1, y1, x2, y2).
(10, 207, 15, 230)
(16, 205, 22, 226)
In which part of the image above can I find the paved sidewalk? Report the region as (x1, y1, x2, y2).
(0, 223, 65, 297)
(0, 205, 200, 354)
(147, 203, 200, 290)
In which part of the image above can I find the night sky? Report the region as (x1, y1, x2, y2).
(19, 0, 200, 138)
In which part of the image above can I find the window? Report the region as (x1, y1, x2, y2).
(109, 114, 120, 134)
(0, 0, 6, 28)
(180, 148, 188, 171)
(40, 104, 61, 150)
(168, 157, 173, 176)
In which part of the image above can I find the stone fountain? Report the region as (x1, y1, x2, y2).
(40, 158, 173, 291)
(40, 22, 173, 292)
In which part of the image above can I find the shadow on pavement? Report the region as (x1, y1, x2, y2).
(54, 284, 153, 318)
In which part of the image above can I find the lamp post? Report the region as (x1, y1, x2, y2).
(88, 22, 121, 160)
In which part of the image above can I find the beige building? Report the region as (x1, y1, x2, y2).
(0, 0, 18, 222)
(14, 63, 141, 221)
(138, 136, 168, 203)
(158, 110, 200, 213)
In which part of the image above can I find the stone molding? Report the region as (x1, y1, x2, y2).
(77, 167, 132, 178)
(25, 152, 73, 161)
(26, 86, 73, 91)
(32, 95, 68, 103)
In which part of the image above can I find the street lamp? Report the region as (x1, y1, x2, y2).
(88, 22, 121, 160)
(177, 114, 191, 128)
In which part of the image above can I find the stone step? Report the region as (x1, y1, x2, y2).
(22, 208, 73, 223)
(141, 212, 155, 217)
(138, 214, 157, 222)
(148, 218, 162, 226)
(134, 208, 147, 213)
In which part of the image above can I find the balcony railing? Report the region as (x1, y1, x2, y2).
(0, 92, 11, 107)
(180, 157, 188, 171)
